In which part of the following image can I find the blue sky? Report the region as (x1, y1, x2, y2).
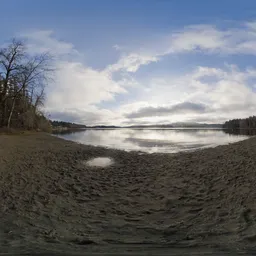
(1, 0, 256, 125)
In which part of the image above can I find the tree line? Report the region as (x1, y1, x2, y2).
(50, 120, 87, 129)
(223, 116, 256, 130)
(0, 39, 53, 131)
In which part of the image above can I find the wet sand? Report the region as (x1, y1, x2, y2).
(1, 133, 256, 255)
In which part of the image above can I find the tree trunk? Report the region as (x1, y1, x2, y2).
(7, 98, 15, 129)
(1, 101, 7, 127)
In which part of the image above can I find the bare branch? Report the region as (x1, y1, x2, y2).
(0, 38, 54, 129)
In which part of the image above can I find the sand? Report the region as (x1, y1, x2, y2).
(1, 133, 256, 255)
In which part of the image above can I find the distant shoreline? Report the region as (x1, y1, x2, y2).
(52, 126, 224, 131)
(51, 123, 223, 131)
(51, 127, 256, 138)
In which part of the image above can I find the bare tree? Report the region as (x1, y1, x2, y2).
(6, 53, 53, 128)
(0, 39, 25, 126)
(0, 38, 54, 130)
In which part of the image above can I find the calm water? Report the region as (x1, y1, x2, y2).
(53, 128, 250, 154)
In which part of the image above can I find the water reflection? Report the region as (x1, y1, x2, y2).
(53, 128, 250, 154)
(223, 128, 256, 136)
(52, 129, 86, 135)
(85, 157, 113, 167)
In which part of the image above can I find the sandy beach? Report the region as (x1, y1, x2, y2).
(1, 133, 256, 255)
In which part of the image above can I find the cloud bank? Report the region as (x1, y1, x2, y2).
(20, 21, 256, 125)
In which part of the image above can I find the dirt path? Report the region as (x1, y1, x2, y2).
(1, 133, 256, 254)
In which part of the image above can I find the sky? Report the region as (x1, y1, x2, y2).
(1, 0, 256, 125)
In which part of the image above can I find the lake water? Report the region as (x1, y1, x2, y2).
(53, 128, 250, 154)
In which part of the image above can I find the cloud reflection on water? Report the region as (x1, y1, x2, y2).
(54, 128, 249, 153)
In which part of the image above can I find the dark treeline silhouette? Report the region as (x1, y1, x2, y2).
(0, 39, 53, 131)
(50, 120, 87, 129)
(223, 128, 256, 136)
(223, 116, 256, 130)
(223, 116, 256, 136)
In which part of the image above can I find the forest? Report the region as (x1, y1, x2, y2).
(50, 120, 87, 129)
(223, 116, 256, 130)
(0, 39, 52, 131)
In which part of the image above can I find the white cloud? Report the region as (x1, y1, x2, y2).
(168, 25, 227, 53)
(20, 30, 78, 56)
(113, 44, 122, 51)
(107, 53, 159, 73)
(47, 106, 119, 125)
(21, 30, 131, 125)
(122, 64, 256, 123)
(111, 21, 256, 74)
(165, 22, 256, 55)
(187, 65, 256, 109)
(19, 21, 256, 125)
(46, 61, 126, 109)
